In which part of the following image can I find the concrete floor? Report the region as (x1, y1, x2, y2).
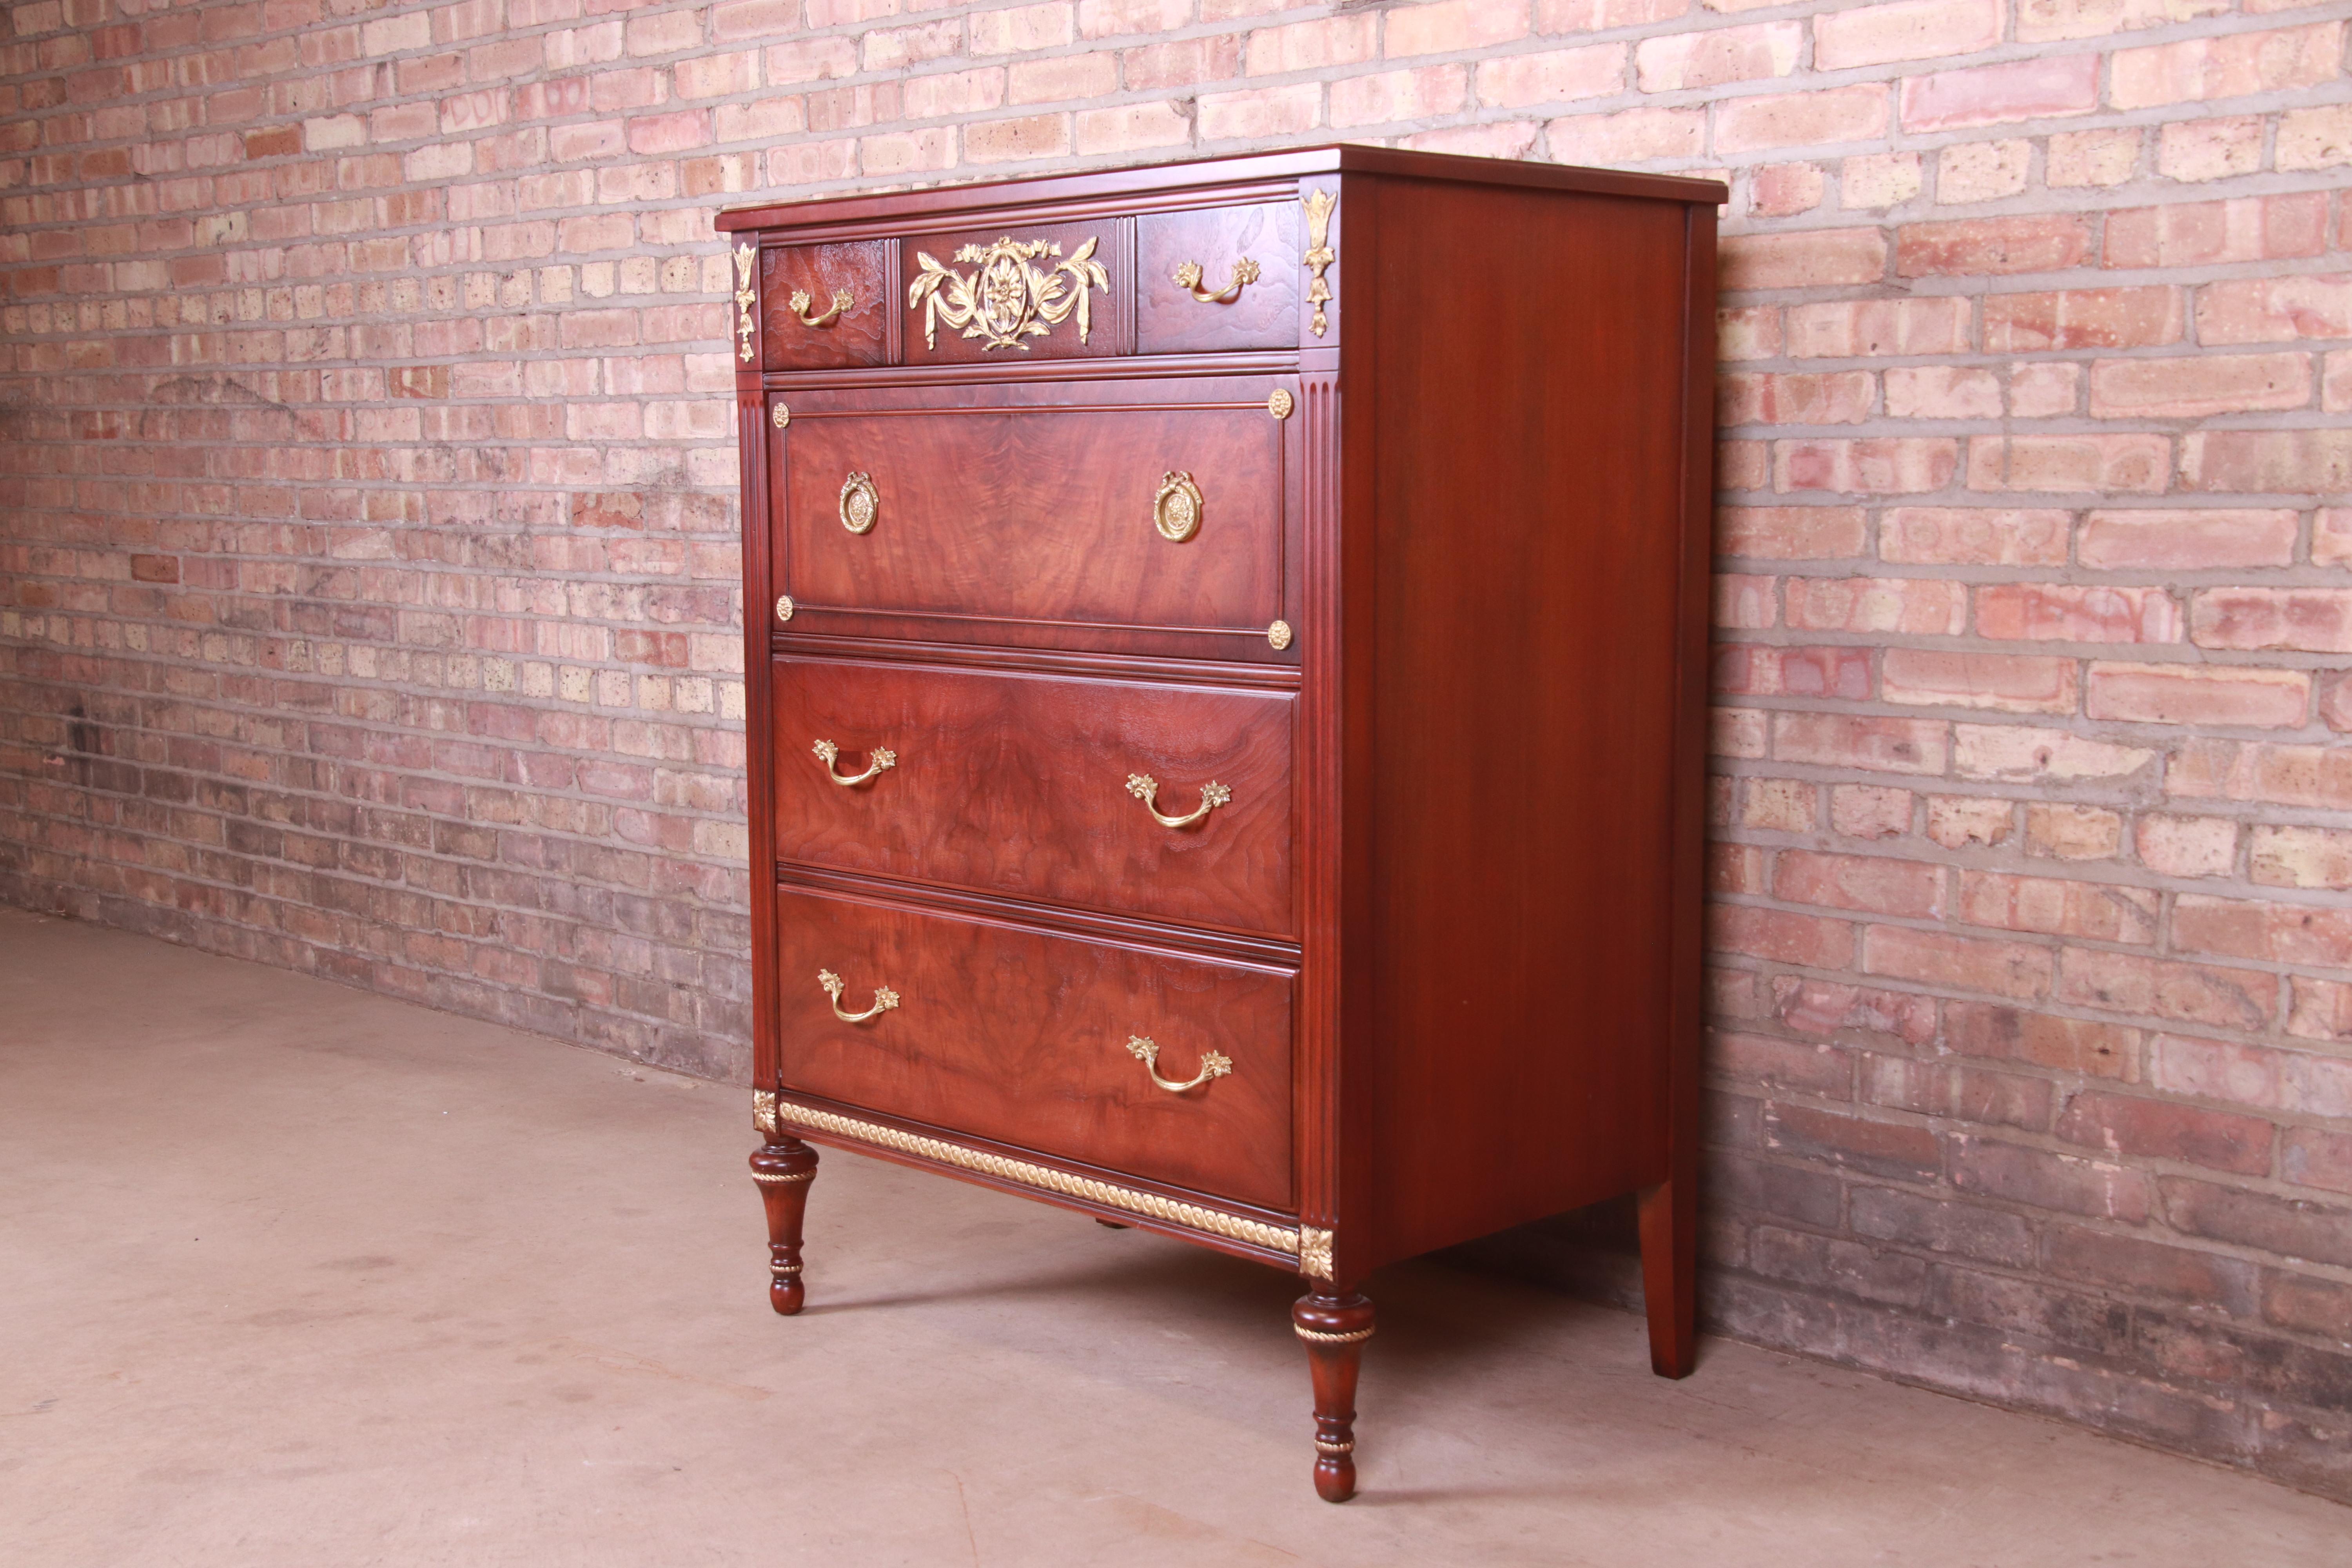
(4, 907, 2347, 1567)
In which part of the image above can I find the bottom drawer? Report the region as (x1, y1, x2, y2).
(774, 886, 1294, 1213)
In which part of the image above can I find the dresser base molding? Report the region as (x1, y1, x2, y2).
(773, 1099, 1323, 1275)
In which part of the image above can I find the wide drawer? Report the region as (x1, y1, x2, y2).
(773, 657, 1294, 936)
(775, 886, 1294, 1212)
(766, 376, 1299, 660)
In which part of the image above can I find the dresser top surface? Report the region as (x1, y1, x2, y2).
(714, 144, 1728, 234)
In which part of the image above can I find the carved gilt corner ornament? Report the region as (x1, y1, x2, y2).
(753, 1089, 779, 1137)
(1299, 1226, 1335, 1281)
(907, 234, 1110, 352)
(733, 242, 757, 363)
(1301, 189, 1336, 338)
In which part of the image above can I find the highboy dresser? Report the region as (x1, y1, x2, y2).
(719, 146, 1723, 1502)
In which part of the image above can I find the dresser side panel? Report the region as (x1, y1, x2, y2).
(1361, 180, 1704, 1262)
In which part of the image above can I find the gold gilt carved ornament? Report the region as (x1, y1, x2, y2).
(1301, 189, 1336, 338)
(773, 1100, 1307, 1260)
(789, 287, 851, 327)
(733, 242, 757, 363)
(907, 234, 1110, 352)
(1299, 1226, 1335, 1280)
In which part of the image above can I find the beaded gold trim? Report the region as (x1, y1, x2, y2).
(769, 1261, 803, 1276)
(1314, 1438, 1355, 1455)
(750, 1169, 814, 1185)
(1295, 1325, 1374, 1346)
(776, 1102, 1301, 1259)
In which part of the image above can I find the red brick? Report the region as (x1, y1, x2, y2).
(1865, 924, 2055, 1000)
(1473, 43, 1622, 108)
(1715, 86, 1890, 153)
(1830, 785, 1913, 840)
(2103, 195, 2331, 269)
(2059, 947, 2278, 1033)
(1786, 298, 1972, 358)
(2044, 1227, 2257, 1312)
(1814, 0, 2001, 70)
(1884, 365, 2000, 419)
(1720, 228, 1886, 290)
(1775, 437, 1957, 495)
(1952, 1136, 2152, 1222)
(1717, 370, 1873, 427)
(1708, 903, 1857, 969)
(2134, 815, 2237, 879)
(1712, 644, 1873, 699)
(1959, 870, 2158, 943)
(1773, 713, 1949, 775)
(1899, 53, 2100, 132)
(1982, 287, 2183, 351)
(2077, 509, 2299, 571)
(2190, 589, 2352, 655)
(2156, 115, 2265, 183)
(2179, 430, 2352, 496)
(2109, 22, 2343, 110)
(2277, 102, 2352, 172)
(2194, 273, 2352, 345)
(1749, 162, 1826, 218)
(1545, 105, 1704, 163)
(1965, 434, 2169, 495)
(1785, 576, 1966, 635)
(2264, 1271, 2352, 1341)
(1897, 215, 2092, 278)
(1774, 850, 1945, 918)
(1383, 0, 1531, 57)
(1975, 584, 2182, 644)
(1719, 506, 1866, 559)
(1883, 648, 2079, 715)
(2087, 662, 2310, 729)
(2249, 824, 2352, 891)
(2173, 893, 2352, 968)
(1711, 1031, 1855, 1097)
(2056, 1091, 2275, 1176)
(2282, 1127, 2352, 1197)
(1947, 1002, 2140, 1080)
(1880, 508, 2069, 566)
(1765, 1102, 1942, 1182)
(1635, 21, 1800, 91)
(2289, 977, 2352, 1044)
(2163, 1178, 2352, 1269)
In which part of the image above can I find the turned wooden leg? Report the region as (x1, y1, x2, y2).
(1293, 1289, 1374, 1503)
(750, 1137, 818, 1316)
(1637, 1177, 1697, 1378)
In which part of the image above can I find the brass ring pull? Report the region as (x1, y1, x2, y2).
(1127, 1035, 1232, 1094)
(814, 738, 896, 786)
(1152, 472, 1202, 543)
(789, 287, 852, 328)
(840, 472, 878, 534)
(1173, 258, 1259, 304)
(1126, 773, 1229, 828)
(819, 968, 898, 1023)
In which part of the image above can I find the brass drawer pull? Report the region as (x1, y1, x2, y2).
(1127, 1035, 1232, 1094)
(1152, 471, 1202, 543)
(789, 287, 852, 328)
(839, 472, 878, 534)
(1125, 773, 1229, 828)
(1174, 257, 1259, 304)
(814, 739, 896, 786)
(819, 969, 898, 1023)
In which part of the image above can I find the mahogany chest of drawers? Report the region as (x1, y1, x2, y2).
(719, 146, 1723, 1502)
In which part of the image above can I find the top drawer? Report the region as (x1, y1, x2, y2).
(766, 376, 1302, 661)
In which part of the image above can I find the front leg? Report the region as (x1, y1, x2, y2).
(1292, 1288, 1375, 1503)
(750, 1136, 818, 1315)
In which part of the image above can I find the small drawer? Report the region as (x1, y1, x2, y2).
(1136, 203, 1301, 355)
(772, 656, 1294, 936)
(900, 221, 1131, 365)
(763, 241, 889, 370)
(775, 886, 1294, 1212)
(768, 376, 1298, 659)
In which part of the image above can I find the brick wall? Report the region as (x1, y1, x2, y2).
(4, 0, 2349, 1501)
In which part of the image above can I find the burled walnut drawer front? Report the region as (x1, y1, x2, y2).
(773, 657, 1294, 935)
(762, 242, 888, 370)
(775, 886, 1294, 1211)
(768, 377, 1298, 659)
(1136, 203, 1301, 355)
